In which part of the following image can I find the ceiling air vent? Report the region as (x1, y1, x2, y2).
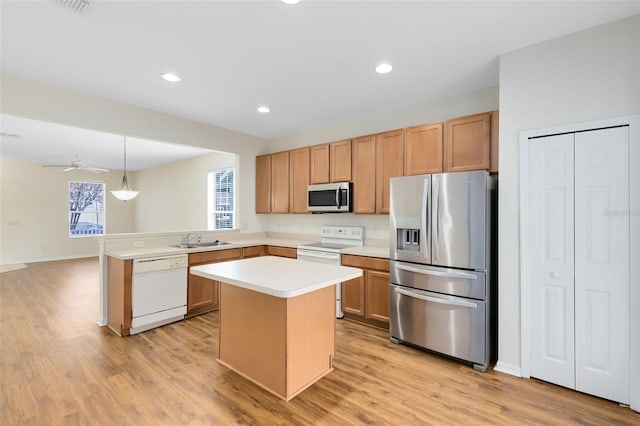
(52, 0, 91, 14)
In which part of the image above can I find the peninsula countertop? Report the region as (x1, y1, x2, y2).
(190, 256, 363, 298)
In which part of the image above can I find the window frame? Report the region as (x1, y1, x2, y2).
(68, 180, 106, 238)
(207, 167, 236, 230)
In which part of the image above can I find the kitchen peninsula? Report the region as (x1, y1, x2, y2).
(190, 256, 362, 401)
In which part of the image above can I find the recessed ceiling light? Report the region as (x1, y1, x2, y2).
(375, 63, 393, 74)
(161, 73, 181, 82)
(257, 106, 270, 114)
(281, 0, 301, 4)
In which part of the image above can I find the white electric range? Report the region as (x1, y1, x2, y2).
(297, 225, 365, 318)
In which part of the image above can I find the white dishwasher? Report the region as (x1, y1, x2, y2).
(130, 254, 188, 335)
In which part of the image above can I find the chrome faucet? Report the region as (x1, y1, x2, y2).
(182, 233, 201, 245)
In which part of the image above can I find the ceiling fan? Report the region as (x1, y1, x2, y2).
(42, 159, 109, 173)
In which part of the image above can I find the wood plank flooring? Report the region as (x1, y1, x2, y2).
(2, 257, 639, 425)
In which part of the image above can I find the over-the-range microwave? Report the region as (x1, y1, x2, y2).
(307, 182, 352, 213)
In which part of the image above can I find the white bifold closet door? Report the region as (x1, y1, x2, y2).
(528, 126, 630, 404)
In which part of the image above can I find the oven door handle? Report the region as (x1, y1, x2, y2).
(296, 249, 340, 260)
(394, 263, 477, 280)
(394, 287, 477, 308)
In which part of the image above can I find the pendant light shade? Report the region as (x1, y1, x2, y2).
(111, 136, 139, 201)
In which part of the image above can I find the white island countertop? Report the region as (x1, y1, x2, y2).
(190, 256, 363, 298)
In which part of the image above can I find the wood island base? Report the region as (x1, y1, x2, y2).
(218, 282, 336, 401)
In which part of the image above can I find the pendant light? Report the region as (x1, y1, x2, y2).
(111, 136, 139, 201)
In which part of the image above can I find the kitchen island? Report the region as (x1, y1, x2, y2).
(190, 256, 362, 401)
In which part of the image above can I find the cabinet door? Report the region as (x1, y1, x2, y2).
(330, 139, 352, 182)
(187, 272, 219, 315)
(342, 276, 365, 316)
(255, 154, 271, 213)
(365, 270, 390, 323)
(376, 130, 404, 214)
(289, 147, 310, 213)
(271, 151, 290, 213)
(444, 112, 491, 172)
(352, 135, 377, 214)
(404, 123, 443, 175)
(310, 144, 330, 184)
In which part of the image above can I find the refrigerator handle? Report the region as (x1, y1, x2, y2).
(394, 287, 478, 308)
(394, 263, 477, 280)
(421, 178, 429, 258)
(432, 176, 440, 261)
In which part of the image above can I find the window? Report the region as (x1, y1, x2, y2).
(69, 181, 105, 237)
(208, 168, 235, 230)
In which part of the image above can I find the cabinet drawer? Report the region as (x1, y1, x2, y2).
(341, 254, 389, 272)
(242, 245, 265, 258)
(266, 246, 297, 259)
(189, 248, 242, 265)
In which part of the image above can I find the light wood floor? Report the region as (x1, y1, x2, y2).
(2, 258, 639, 425)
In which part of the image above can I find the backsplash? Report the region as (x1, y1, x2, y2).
(257, 214, 390, 245)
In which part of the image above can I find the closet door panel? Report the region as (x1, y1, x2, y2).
(527, 133, 575, 389)
(574, 126, 630, 404)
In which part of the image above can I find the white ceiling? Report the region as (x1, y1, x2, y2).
(1, 0, 638, 169)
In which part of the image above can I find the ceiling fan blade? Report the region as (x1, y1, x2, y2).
(63, 167, 77, 172)
(85, 167, 110, 173)
(42, 164, 68, 168)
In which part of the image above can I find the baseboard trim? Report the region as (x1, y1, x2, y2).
(493, 361, 522, 377)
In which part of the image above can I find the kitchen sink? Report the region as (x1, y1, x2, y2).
(170, 240, 230, 249)
(193, 240, 230, 247)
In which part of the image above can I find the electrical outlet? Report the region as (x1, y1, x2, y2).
(133, 241, 144, 248)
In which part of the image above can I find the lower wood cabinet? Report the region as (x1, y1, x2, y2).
(187, 248, 242, 317)
(265, 245, 297, 259)
(341, 254, 390, 328)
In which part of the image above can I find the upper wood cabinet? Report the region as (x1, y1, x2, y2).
(289, 147, 309, 213)
(375, 130, 404, 214)
(271, 151, 290, 213)
(444, 112, 491, 172)
(490, 110, 499, 173)
(309, 144, 330, 184)
(352, 135, 377, 214)
(309, 139, 352, 184)
(404, 123, 443, 175)
(330, 139, 352, 182)
(255, 154, 271, 213)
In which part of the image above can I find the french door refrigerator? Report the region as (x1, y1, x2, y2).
(389, 170, 496, 371)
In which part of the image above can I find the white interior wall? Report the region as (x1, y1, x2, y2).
(0, 74, 267, 263)
(134, 151, 236, 232)
(269, 86, 499, 152)
(496, 14, 640, 374)
(0, 158, 135, 264)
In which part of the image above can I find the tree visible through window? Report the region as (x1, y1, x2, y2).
(208, 168, 235, 230)
(69, 181, 105, 237)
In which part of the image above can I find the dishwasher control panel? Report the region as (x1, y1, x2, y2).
(133, 254, 188, 274)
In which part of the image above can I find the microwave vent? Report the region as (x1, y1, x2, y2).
(52, 0, 91, 14)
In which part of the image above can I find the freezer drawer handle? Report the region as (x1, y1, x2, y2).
(394, 263, 477, 280)
(394, 287, 478, 308)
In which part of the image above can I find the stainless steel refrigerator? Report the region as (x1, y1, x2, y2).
(389, 170, 496, 371)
